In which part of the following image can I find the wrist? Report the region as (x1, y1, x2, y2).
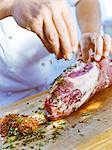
(82, 30, 101, 34)
(0, 0, 14, 19)
(81, 26, 101, 34)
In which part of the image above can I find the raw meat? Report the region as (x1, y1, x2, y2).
(45, 59, 112, 120)
(1, 59, 112, 138)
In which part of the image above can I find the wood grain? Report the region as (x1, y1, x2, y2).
(76, 128, 112, 150)
(1, 87, 112, 150)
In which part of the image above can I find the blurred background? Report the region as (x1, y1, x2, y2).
(69, 0, 112, 38)
(100, 0, 112, 36)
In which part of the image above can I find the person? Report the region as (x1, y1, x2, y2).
(0, 0, 111, 105)
(76, 0, 112, 62)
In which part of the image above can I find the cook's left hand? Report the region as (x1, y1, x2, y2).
(79, 32, 112, 62)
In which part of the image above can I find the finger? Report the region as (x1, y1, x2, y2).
(111, 39, 112, 54)
(80, 36, 91, 62)
(62, 7, 78, 53)
(43, 8, 61, 58)
(103, 34, 111, 57)
(31, 16, 54, 53)
(90, 33, 103, 61)
(100, 58, 110, 79)
(52, 12, 72, 60)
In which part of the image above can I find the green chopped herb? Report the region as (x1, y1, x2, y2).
(25, 119, 31, 123)
(79, 133, 84, 137)
(7, 136, 17, 143)
(47, 122, 52, 125)
(39, 142, 44, 147)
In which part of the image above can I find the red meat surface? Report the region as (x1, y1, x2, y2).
(45, 59, 112, 120)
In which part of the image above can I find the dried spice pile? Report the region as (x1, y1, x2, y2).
(0, 113, 67, 149)
(0, 114, 39, 137)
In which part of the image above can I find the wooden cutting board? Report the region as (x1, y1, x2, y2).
(0, 87, 112, 150)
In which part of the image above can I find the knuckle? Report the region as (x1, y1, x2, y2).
(103, 34, 111, 40)
(42, 6, 52, 18)
(47, 2, 55, 10)
(80, 38, 90, 46)
(93, 32, 99, 37)
(82, 33, 90, 39)
(47, 30, 58, 43)
(90, 33, 99, 43)
(48, 33, 55, 43)
(58, 28, 66, 37)
(47, 34, 59, 49)
(41, 6, 48, 14)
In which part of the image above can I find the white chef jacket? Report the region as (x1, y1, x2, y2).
(0, 3, 81, 106)
(0, 0, 111, 106)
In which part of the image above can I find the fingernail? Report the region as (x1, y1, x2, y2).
(95, 55, 101, 61)
(64, 53, 72, 60)
(104, 51, 109, 57)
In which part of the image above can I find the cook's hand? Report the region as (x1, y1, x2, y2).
(11, 0, 78, 60)
(79, 32, 112, 62)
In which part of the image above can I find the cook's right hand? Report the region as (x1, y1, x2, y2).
(11, 0, 78, 60)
